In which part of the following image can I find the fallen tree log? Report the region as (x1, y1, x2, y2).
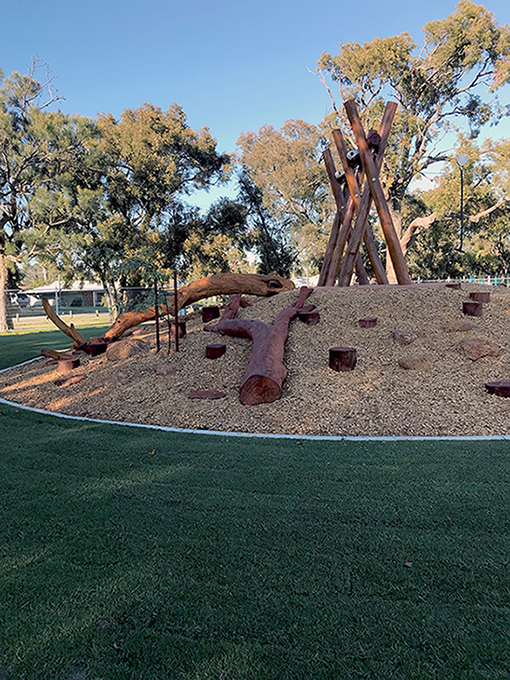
(204, 287, 314, 405)
(42, 299, 88, 347)
(104, 273, 295, 341)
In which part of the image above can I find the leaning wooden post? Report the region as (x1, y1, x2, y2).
(318, 147, 345, 286)
(344, 99, 411, 286)
(318, 146, 369, 287)
(337, 102, 397, 286)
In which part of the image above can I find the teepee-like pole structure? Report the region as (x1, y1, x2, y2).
(318, 99, 411, 287)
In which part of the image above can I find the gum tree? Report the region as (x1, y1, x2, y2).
(317, 1, 510, 276)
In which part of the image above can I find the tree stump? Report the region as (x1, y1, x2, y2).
(359, 318, 377, 328)
(463, 301, 483, 317)
(469, 291, 490, 303)
(173, 320, 186, 338)
(329, 347, 357, 372)
(205, 343, 226, 359)
(87, 340, 107, 356)
(298, 310, 320, 325)
(57, 358, 80, 373)
(485, 381, 510, 397)
(202, 306, 220, 323)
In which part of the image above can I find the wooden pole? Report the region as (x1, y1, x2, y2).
(318, 147, 345, 286)
(324, 128, 374, 285)
(343, 99, 411, 286)
(324, 198, 356, 286)
(337, 102, 397, 286)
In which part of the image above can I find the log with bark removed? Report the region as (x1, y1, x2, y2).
(201, 306, 220, 323)
(463, 301, 483, 317)
(104, 273, 295, 341)
(486, 381, 510, 397)
(359, 318, 377, 328)
(205, 343, 226, 359)
(469, 291, 490, 303)
(204, 287, 314, 405)
(329, 347, 357, 372)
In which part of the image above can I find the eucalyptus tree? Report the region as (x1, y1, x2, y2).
(404, 137, 510, 278)
(317, 0, 510, 275)
(0, 62, 100, 330)
(237, 119, 331, 278)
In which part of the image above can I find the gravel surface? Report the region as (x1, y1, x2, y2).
(2, 283, 510, 437)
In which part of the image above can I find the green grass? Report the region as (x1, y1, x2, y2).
(0, 325, 110, 370)
(1, 331, 509, 678)
(0, 402, 508, 679)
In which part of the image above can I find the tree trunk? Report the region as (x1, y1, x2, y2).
(104, 273, 295, 341)
(204, 287, 314, 405)
(0, 248, 14, 331)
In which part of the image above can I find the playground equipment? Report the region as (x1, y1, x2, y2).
(318, 99, 411, 287)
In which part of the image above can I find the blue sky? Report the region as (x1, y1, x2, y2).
(2, 0, 510, 207)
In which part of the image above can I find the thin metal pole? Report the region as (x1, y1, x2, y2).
(174, 270, 179, 353)
(154, 277, 160, 352)
(459, 167, 465, 252)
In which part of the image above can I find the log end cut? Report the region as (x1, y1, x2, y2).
(201, 306, 220, 323)
(205, 343, 226, 359)
(57, 358, 80, 373)
(239, 375, 281, 405)
(463, 301, 483, 317)
(485, 381, 510, 397)
(329, 347, 357, 372)
(469, 291, 490, 303)
(359, 318, 377, 328)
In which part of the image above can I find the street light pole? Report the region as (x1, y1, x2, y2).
(456, 154, 468, 252)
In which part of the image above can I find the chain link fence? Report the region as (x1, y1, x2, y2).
(2, 275, 509, 332)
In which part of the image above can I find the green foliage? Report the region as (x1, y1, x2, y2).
(237, 119, 332, 276)
(235, 171, 297, 278)
(317, 1, 510, 208)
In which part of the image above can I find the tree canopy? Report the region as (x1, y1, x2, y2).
(317, 0, 510, 232)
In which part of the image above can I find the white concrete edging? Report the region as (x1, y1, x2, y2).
(1, 358, 510, 442)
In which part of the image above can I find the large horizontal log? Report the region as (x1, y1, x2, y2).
(104, 273, 295, 341)
(204, 287, 314, 405)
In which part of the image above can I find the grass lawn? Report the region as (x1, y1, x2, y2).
(0, 325, 111, 370)
(0, 401, 508, 679)
(1, 330, 509, 678)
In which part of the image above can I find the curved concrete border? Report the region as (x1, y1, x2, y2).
(1, 358, 510, 442)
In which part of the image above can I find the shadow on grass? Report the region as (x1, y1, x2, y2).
(0, 403, 509, 679)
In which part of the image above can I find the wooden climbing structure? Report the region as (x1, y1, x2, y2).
(318, 99, 411, 287)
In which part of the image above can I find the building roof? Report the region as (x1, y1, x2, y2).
(25, 281, 105, 295)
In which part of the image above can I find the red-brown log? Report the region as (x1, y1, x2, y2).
(486, 381, 510, 397)
(359, 318, 377, 328)
(104, 273, 294, 341)
(469, 291, 490, 303)
(344, 99, 411, 286)
(329, 347, 357, 372)
(337, 103, 397, 287)
(446, 282, 461, 289)
(463, 301, 483, 317)
(298, 310, 320, 325)
(201, 306, 220, 323)
(204, 287, 314, 405)
(57, 358, 80, 373)
(205, 343, 226, 359)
